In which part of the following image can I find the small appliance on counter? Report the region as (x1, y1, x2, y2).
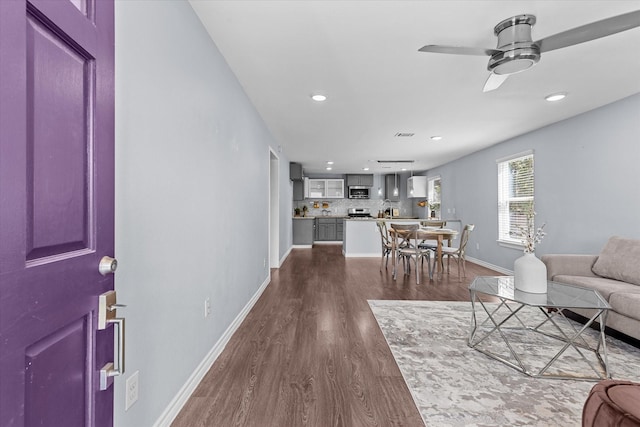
(381, 208, 400, 218)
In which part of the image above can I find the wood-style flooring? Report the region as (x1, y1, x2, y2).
(171, 244, 501, 427)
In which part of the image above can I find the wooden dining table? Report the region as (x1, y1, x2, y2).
(389, 226, 458, 280)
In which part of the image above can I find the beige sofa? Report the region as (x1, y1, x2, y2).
(541, 236, 640, 341)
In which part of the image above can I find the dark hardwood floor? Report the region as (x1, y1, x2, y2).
(172, 245, 502, 427)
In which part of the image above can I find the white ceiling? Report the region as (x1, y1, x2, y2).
(190, 1, 640, 175)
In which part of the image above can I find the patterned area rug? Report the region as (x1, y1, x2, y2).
(368, 300, 640, 427)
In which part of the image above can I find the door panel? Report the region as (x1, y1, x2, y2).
(0, 0, 115, 426)
(27, 12, 94, 261)
(25, 317, 88, 427)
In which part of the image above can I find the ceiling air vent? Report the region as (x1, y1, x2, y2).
(394, 132, 415, 137)
(377, 160, 415, 164)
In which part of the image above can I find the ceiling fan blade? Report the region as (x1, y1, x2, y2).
(483, 73, 509, 92)
(536, 10, 640, 53)
(418, 45, 499, 56)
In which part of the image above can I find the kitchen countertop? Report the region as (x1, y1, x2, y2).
(345, 216, 420, 221)
(293, 215, 349, 219)
(293, 216, 425, 220)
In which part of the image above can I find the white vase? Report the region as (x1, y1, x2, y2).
(514, 252, 548, 294)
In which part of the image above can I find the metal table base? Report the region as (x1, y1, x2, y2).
(469, 287, 610, 381)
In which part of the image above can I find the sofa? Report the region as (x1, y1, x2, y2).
(541, 236, 640, 341)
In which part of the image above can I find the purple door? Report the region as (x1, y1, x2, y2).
(0, 0, 115, 426)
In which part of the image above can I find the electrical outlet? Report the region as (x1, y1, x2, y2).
(263, 258, 267, 268)
(204, 297, 211, 318)
(476, 243, 480, 250)
(125, 371, 139, 411)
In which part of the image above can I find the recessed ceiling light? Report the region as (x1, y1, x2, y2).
(326, 167, 332, 170)
(327, 161, 334, 165)
(545, 92, 567, 102)
(430, 136, 443, 141)
(401, 168, 407, 171)
(311, 94, 327, 102)
(362, 167, 369, 171)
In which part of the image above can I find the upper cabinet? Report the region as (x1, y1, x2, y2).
(346, 174, 374, 187)
(307, 178, 344, 198)
(290, 162, 304, 181)
(407, 176, 427, 198)
(293, 180, 305, 201)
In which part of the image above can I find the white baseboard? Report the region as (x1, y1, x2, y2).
(280, 246, 292, 265)
(153, 275, 272, 427)
(466, 256, 513, 275)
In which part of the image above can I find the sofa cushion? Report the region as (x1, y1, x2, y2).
(553, 275, 639, 301)
(592, 237, 640, 286)
(609, 292, 640, 321)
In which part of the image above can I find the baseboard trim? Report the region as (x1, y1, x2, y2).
(466, 256, 512, 275)
(152, 275, 272, 427)
(280, 246, 292, 265)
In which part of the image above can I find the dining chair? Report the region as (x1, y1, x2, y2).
(391, 223, 432, 284)
(420, 220, 446, 228)
(376, 220, 393, 271)
(390, 223, 415, 279)
(441, 224, 475, 280)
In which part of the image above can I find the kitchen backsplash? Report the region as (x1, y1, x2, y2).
(294, 198, 413, 217)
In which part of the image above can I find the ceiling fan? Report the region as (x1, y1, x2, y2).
(418, 10, 640, 92)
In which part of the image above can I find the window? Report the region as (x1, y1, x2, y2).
(497, 151, 534, 246)
(428, 176, 441, 218)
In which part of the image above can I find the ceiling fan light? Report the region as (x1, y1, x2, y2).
(489, 46, 540, 75)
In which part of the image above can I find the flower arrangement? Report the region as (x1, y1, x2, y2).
(513, 206, 546, 253)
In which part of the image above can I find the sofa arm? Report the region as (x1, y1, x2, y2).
(540, 254, 599, 280)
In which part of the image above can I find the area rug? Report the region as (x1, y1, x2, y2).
(368, 300, 640, 427)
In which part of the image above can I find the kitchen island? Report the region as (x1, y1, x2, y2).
(342, 218, 422, 257)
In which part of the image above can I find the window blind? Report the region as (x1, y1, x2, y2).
(497, 153, 534, 243)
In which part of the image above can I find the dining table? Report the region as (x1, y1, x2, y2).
(389, 226, 458, 280)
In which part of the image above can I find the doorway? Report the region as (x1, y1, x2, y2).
(269, 149, 280, 268)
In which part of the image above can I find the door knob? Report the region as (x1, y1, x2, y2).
(99, 256, 118, 275)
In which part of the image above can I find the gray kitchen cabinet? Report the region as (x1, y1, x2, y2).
(315, 217, 341, 241)
(336, 218, 344, 241)
(290, 162, 303, 180)
(385, 174, 400, 201)
(346, 174, 374, 187)
(293, 218, 314, 245)
(293, 180, 304, 201)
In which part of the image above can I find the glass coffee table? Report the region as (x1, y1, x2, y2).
(469, 276, 611, 380)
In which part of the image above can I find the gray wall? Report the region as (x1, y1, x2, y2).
(113, 1, 639, 424)
(115, 1, 290, 426)
(425, 93, 640, 271)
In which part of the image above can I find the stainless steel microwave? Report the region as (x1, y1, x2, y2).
(348, 186, 370, 199)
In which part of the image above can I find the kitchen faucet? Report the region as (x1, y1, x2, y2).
(382, 199, 394, 218)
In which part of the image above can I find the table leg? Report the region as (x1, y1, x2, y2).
(391, 230, 397, 280)
(436, 235, 443, 277)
